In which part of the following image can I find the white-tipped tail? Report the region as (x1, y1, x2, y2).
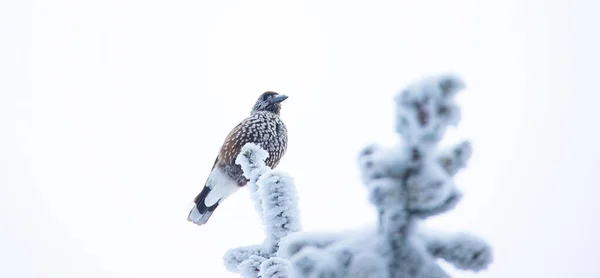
(187, 205, 213, 225)
(187, 167, 240, 226)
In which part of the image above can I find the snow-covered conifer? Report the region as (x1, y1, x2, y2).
(277, 74, 492, 277)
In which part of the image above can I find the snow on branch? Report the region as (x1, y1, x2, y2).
(223, 143, 301, 278)
(437, 141, 472, 177)
(220, 74, 492, 278)
(418, 228, 493, 272)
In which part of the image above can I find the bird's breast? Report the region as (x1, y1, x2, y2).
(249, 113, 287, 168)
(220, 112, 287, 176)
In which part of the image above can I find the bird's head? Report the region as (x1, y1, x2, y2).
(251, 91, 288, 115)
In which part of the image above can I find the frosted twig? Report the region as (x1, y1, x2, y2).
(224, 143, 301, 278)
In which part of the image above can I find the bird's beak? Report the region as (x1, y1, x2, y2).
(271, 95, 288, 103)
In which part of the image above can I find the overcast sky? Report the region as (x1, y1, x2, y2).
(1, 0, 599, 277)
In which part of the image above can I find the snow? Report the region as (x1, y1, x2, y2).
(259, 257, 293, 278)
(257, 170, 301, 243)
(224, 143, 302, 277)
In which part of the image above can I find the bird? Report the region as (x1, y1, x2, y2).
(187, 91, 289, 226)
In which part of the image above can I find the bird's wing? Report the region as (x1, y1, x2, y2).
(193, 119, 244, 200)
(217, 119, 248, 168)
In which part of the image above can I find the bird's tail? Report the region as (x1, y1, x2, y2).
(188, 167, 241, 226)
(187, 185, 219, 226)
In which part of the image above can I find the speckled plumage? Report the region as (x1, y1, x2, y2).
(219, 111, 288, 185)
(188, 91, 288, 226)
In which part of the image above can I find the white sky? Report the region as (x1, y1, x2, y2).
(1, 0, 599, 277)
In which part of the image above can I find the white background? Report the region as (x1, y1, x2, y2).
(1, 0, 599, 277)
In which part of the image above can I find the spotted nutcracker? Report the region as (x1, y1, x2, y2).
(187, 91, 289, 226)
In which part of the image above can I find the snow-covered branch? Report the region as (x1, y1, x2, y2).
(223, 143, 301, 278)
(418, 228, 492, 272)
